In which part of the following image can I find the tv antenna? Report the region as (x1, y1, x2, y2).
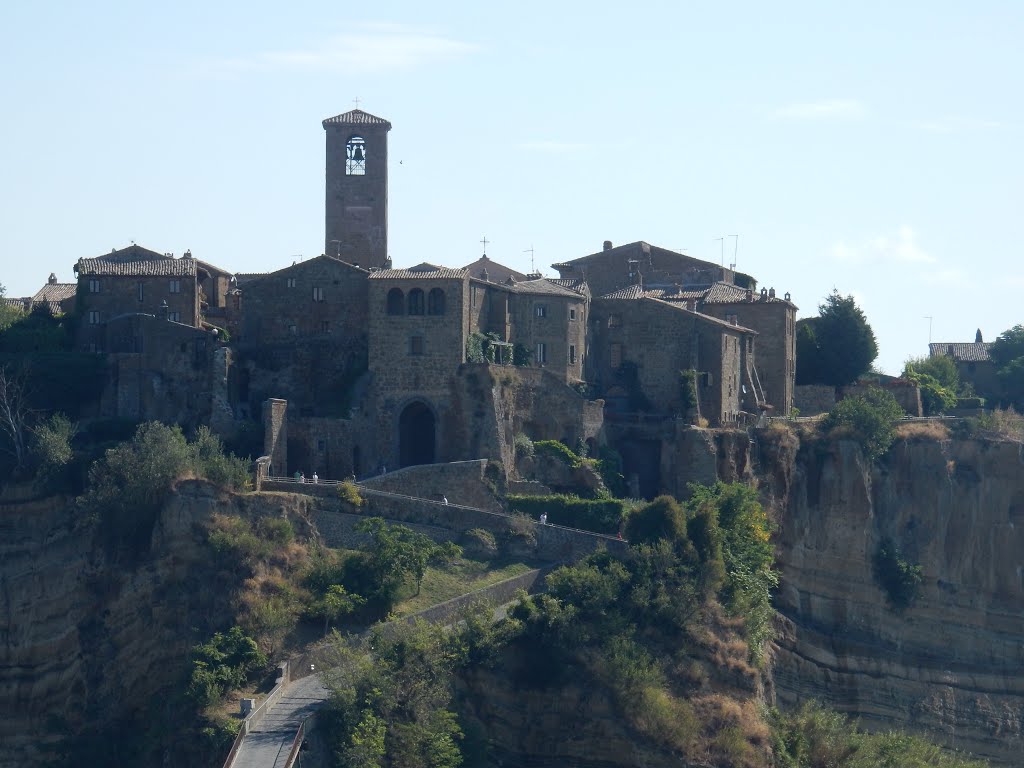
(728, 235, 739, 270)
(924, 316, 933, 344)
(523, 245, 535, 273)
(713, 237, 724, 266)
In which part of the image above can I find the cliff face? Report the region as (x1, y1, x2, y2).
(760, 430, 1024, 764)
(0, 481, 312, 768)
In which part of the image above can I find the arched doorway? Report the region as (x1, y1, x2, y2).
(399, 401, 436, 467)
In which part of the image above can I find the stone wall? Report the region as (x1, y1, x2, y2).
(359, 459, 504, 512)
(794, 384, 836, 416)
(239, 256, 369, 344)
(842, 380, 923, 416)
(263, 398, 288, 476)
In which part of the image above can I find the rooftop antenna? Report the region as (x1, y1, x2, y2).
(353, 96, 361, 108)
(523, 245, 535, 273)
(924, 316, 933, 344)
(714, 237, 724, 267)
(292, 254, 303, 263)
(728, 235, 739, 270)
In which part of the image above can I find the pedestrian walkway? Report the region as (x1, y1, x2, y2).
(229, 674, 328, 768)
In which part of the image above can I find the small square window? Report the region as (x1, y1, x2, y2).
(169, 279, 181, 294)
(410, 336, 425, 355)
(535, 304, 547, 318)
(287, 277, 296, 288)
(569, 308, 577, 321)
(608, 314, 622, 328)
(312, 286, 325, 302)
(168, 311, 181, 322)
(535, 342, 547, 364)
(88, 310, 100, 325)
(89, 279, 100, 293)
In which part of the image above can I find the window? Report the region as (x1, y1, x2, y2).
(346, 135, 366, 175)
(535, 304, 547, 318)
(168, 311, 181, 322)
(569, 308, 577, 321)
(88, 310, 100, 325)
(471, 285, 478, 309)
(289, 324, 298, 335)
(89, 279, 100, 293)
(408, 288, 425, 315)
(317, 439, 327, 452)
(569, 344, 577, 364)
(321, 320, 330, 333)
(610, 343, 622, 369)
(169, 279, 181, 294)
(535, 342, 547, 364)
(137, 282, 144, 302)
(387, 288, 404, 315)
(608, 314, 622, 328)
(410, 336, 424, 355)
(287, 277, 296, 288)
(312, 286, 325, 302)
(427, 287, 446, 315)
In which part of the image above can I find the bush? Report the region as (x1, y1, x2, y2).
(970, 407, 1024, 441)
(872, 538, 923, 611)
(532, 440, 580, 467)
(186, 626, 267, 707)
(337, 479, 364, 508)
(507, 494, 627, 535)
(513, 432, 534, 458)
(822, 388, 904, 462)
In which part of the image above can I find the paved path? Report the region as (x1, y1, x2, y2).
(231, 674, 329, 768)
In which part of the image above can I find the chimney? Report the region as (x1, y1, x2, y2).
(603, 240, 613, 251)
(768, 287, 776, 299)
(745, 288, 753, 302)
(976, 328, 984, 343)
(48, 273, 58, 284)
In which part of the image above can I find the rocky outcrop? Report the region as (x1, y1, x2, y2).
(0, 481, 313, 768)
(760, 429, 1024, 764)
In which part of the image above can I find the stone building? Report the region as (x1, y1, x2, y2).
(29, 274, 77, 315)
(73, 245, 202, 351)
(323, 109, 391, 269)
(589, 292, 754, 424)
(930, 332, 1000, 401)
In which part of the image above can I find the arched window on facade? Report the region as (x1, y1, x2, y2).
(408, 288, 425, 315)
(346, 136, 366, 175)
(387, 288, 404, 315)
(427, 288, 446, 315)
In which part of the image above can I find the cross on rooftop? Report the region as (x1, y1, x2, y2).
(480, 236, 489, 255)
(353, 96, 361, 108)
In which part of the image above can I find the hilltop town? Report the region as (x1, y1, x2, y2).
(6, 108, 798, 496)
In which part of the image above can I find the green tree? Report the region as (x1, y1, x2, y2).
(317, 584, 365, 634)
(355, 517, 461, 596)
(30, 412, 77, 486)
(0, 284, 25, 331)
(801, 291, 879, 387)
(989, 325, 1024, 408)
(822, 387, 904, 462)
(794, 319, 823, 385)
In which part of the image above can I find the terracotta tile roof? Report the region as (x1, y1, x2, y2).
(32, 282, 76, 304)
(929, 342, 992, 362)
(703, 282, 751, 303)
(462, 255, 528, 283)
(598, 285, 645, 300)
(645, 298, 757, 334)
(548, 278, 590, 296)
(76, 257, 197, 278)
(322, 109, 392, 128)
(369, 263, 468, 280)
(508, 278, 582, 298)
(3, 297, 28, 309)
(93, 244, 172, 264)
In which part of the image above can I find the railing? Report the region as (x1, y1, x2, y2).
(282, 715, 314, 768)
(222, 661, 290, 768)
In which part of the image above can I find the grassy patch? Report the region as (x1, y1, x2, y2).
(391, 558, 534, 617)
(895, 420, 951, 441)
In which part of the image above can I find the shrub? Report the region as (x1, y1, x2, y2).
(970, 407, 1024, 441)
(532, 439, 581, 467)
(872, 538, 923, 611)
(679, 369, 697, 414)
(822, 387, 904, 462)
(186, 626, 267, 707)
(513, 432, 534, 458)
(337, 479, 364, 507)
(507, 494, 626, 535)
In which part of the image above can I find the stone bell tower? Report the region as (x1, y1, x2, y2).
(323, 108, 392, 269)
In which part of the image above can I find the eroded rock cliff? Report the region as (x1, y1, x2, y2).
(759, 428, 1024, 764)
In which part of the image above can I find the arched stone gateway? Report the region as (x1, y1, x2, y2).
(399, 401, 436, 467)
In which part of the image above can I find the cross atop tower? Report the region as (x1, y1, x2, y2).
(480, 236, 489, 256)
(353, 96, 361, 108)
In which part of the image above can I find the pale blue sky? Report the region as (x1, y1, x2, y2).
(2, 1, 1021, 373)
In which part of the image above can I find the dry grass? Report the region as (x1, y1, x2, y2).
(895, 421, 951, 441)
(691, 694, 771, 768)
